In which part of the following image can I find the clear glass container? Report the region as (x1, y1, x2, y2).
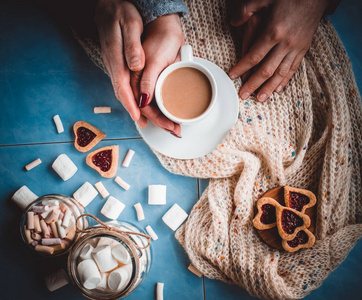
(67, 220, 151, 300)
(20, 194, 87, 257)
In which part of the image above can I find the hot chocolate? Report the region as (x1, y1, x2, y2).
(161, 67, 212, 119)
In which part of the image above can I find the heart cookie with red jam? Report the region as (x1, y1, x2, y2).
(284, 186, 316, 213)
(86, 145, 119, 178)
(276, 206, 311, 241)
(73, 121, 106, 153)
(253, 197, 280, 230)
(282, 229, 315, 252)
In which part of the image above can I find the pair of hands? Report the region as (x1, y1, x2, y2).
(95, 0, 182, 137)
(96, 0, 333, 133)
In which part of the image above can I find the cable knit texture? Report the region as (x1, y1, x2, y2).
(73, 0, 362, 298)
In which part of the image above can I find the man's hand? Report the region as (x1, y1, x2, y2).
(229, 0, 331, 102)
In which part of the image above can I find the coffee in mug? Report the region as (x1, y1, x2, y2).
(161, 67, 212, 119)
(155, 45, 217, 125)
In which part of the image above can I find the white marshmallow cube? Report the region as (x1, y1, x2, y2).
(25, 158, 42, 171)
(97, 272, 109, 290)
(111, 244, 131, 264)
(122, 149, 135, 167)
(52, 154, 78, 181)
(79, 244, 94, 261)
(162, 204, 188, 231)
(148, 185, 166, 205)
(97, 237, 120, 249)
(115, 176, 130, 191)
(157, 282, 164, 300)
(101, 196, 125, 220)
(92, 245, 118, 273)
(134, 203, 145, 221)
(45, 269, 69, 292)
(77, 259, 101, 289)
(73, 182, 98, 207)
(94, 181, 109, 198)
(108, 264, 132, 292)
(11, 185, 38, 210)
(53, 115, 64, 133)
(145, 225, 158, 241)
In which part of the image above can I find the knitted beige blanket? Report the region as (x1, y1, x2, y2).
(75, 1, 362, 299)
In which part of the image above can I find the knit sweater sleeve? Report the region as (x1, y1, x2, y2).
(129, 0, 188, 24)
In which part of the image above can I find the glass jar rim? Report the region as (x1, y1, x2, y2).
(20, 194, 86, 257)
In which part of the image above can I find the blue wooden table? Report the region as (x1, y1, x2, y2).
(0, 0, 361, 299)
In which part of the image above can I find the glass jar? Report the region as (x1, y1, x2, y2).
(20, 194, 87, 257)
(67, 219, 151, 300)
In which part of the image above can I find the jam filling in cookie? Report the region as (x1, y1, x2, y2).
(86, 145, 119, 178)
(92, 150, 112, 172)
(286, 230, 309, 248)
(260, 204, 276, 224)
(73, 121, 106, 153)
(281, 209, 303, 234)
(76, 127, 96, 147)
(253, 197, 280, 230)
(284, 186, 316, 214)
(289, 192, 310, 212)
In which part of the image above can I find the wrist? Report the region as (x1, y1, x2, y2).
(146, 13, 183, 38)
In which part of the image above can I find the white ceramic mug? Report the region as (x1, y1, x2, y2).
(155, 45, 217, 125)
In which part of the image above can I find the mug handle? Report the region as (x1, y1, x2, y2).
(181, 45, 193, 62)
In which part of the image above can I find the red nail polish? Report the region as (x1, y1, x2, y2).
(163, 128, 182, 138)
(170, 132, 182, 138)
(139, 93, 149, 108)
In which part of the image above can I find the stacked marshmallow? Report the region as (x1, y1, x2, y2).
(24, 200, 76, 255)
(76, 237, 137, 293)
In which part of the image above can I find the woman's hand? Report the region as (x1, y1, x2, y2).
(131, 14, 184, 137)
(95, 0, 144, 121)
(228, 0, 331, 102)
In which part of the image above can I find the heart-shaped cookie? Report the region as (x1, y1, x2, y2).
(73, 121, 106, 152)
(86, 145, 119, 178)
(253, 197, 280, 230)
(282, 229, 315, 252)
(284, 186, 316, 213)
(276, 206, 311, 241)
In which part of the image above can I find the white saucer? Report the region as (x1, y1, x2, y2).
(138, 58, 239, 159)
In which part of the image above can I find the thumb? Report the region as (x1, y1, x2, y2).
(138, 61, 164, 108)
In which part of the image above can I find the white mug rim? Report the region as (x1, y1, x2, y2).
(155, 59, 217, 124)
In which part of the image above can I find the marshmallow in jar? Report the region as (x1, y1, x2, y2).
(67, 220, 151, 299)
(20, 194, 87, 256)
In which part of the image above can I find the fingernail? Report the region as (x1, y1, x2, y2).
(276, 85, 283, 93)
(171, 132, 182, 138)
(229, 74, 237, 80)
(241, 92, 249, 100)
(139, 93, 149, 108)
(163, 128, 182, 138)
(129, 57, 141, 69)
(258, 93, 267, 102)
